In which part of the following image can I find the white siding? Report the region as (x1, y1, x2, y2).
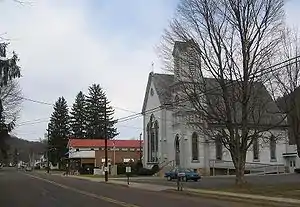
(68, 147, 96, 158)
(183, 129, 289, 169)
(143, 80, 162, 168)
(165, 109, 175, 163)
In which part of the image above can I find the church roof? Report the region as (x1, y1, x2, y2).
(152, 73, 174, 105)
(142, 72, 286, 127)
(68, 139, 142, 148)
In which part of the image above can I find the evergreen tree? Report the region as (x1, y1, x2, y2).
(13, 148, 19, 165)
(86, 84, 118, 139)
(48, 97, 70, 167)
(70, 91, 87, 138)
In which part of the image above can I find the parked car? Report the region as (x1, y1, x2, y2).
(25, 166, 33, 171)
(164, 168, 201, 182)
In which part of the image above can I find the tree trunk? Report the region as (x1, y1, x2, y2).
(296, 135, 300, 158)
(235, 160, 246, 185)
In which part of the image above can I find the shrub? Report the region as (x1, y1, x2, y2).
(116, 163, 126, 175)
(137, 167, 154, 176)
(151, 164, 159, 174)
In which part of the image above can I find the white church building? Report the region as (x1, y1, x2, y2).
(141, 41, 300, 176)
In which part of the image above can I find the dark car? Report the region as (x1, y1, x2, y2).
(164, 168, 201, 182)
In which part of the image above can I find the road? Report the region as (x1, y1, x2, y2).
(0, 168, 256, 207)
(114, 173, 300, 189)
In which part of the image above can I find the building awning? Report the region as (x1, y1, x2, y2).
(282, 152, 298, 157)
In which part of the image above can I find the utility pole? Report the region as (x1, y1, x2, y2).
(47, 126, 50, 173)
(139, 133, 142, 162)
(104, 98, 108, 182)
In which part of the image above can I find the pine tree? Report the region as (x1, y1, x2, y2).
(13, 148, 19, 165)
(48, 97, 70, 167)
(86, 84, 118, 139)
(70, 91, 87, 138)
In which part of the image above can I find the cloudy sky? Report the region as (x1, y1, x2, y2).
(0, 0, 299, 142)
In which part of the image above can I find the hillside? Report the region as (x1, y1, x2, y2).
(3, 136, 47, 163)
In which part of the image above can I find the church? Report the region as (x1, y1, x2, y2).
(141, 41, 299, 175)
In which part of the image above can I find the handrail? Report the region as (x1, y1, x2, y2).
(209, 159, 286, 175)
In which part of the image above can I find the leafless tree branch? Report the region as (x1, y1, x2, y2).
(268, 28, 300, 157)
(0, 80, 23, 123)
(159, 0, 286, 185)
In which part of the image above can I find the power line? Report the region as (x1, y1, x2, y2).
(16, 117, 50, 124)
(13, 94, 144, 117)
(18, 96, 53, 106)
(11, 94, 162, 123)
(11, 56, 300, 128)
(13, 57, 297, 137)
(15, 120, 49, 127)
(117, 124, 142, 130)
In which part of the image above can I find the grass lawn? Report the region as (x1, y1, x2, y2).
(211, 183, 300, 199)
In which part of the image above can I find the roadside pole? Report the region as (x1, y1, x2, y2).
(139, 133, 142, 162)
(104, 98, 108, 182)
(47, 125, 50, 173)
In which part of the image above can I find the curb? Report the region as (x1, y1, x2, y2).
(164, 189, 300, 207)
(62, 175, 130, 188)
(105, 182, 130, 188)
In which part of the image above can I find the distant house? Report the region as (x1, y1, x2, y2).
(67, 139, 143, 174)
(34, 154, 47, 168)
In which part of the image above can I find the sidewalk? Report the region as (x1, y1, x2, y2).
(67, 175, 172, 191)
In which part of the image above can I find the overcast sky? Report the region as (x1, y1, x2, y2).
(1, 0, 299, 142)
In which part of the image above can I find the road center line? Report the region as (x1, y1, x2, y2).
(24, 173, 140, 207)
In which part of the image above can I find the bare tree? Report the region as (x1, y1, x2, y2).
(0, 80, 22, 123)
(160, 0, 287, 184)
(269, 29, 300, 158)
(0, 42, 21, 159)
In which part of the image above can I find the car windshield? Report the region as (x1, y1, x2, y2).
(172, 168, 194, 173)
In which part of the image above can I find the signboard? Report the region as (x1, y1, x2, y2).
(94, 168, 102, 175)
(104, 167, 109, 172)
(126, 166, 131, 173)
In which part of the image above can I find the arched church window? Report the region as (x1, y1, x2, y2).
(154, 121, 159, 162)
(175, 134, 180, 166)
(147, 114, 159, 163)
(270, 135, 276, 161)
(191, 132, 199, 161)
(253, 137, 259, 161)
(215, 135, 223, 160)
(147, 122, 151, 162)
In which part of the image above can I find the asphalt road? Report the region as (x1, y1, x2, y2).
(115, 173, 300, 189)
(0, 168, 256, 207)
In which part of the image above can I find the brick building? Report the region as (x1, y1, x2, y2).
(67, 139, 143, 173)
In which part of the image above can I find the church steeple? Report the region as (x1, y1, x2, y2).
(172, 39, 202, 83)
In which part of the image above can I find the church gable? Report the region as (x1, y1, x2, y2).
(142, 72, 174, 114)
